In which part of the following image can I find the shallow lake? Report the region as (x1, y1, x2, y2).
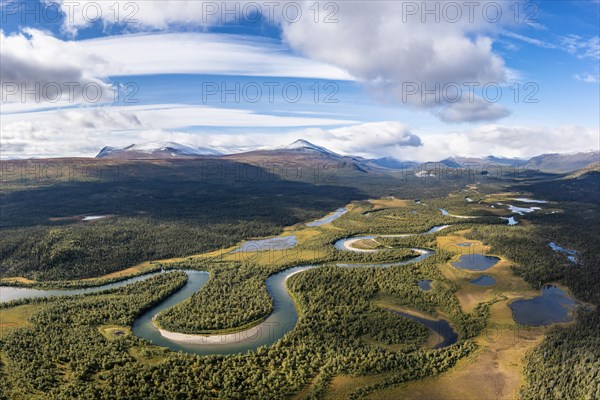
(548, 242, 577, 264)
(506, 205, 541, 215)
(451, 254, 501, 271)
(512, 198, 547, 204)
(501, 216, 518, 225)
(82, 215, 108, 221)
(232, 235, 297, 253)
(510, 285, 576, 326)
(470, 275, 496, 286)
(306, 208, 348, 227)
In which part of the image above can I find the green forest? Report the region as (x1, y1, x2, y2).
(1, 253, 484, 399)
(0, 160, 598, 399)
(0, 159, 481, 281)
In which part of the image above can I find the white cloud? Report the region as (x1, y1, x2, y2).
(1, 28, 113, 106)
(307, 122, 422, 157)
(0, 28, 352, 91)
(142, 121, 423, 158)
(390, 124, 600, 161)
(45, 0, 228, 34)
(561, 35, 600, 60)
(279, 1, 511, 122)
(499, 31, 600, 62)
(0, 29, 352, 114)
(117, 123, 600, 162)
(2, 107, 598, 162)
(81, 32, 353, 80)
(499, 30, 556, 49)
(436, 97, 511, 123)
(0, 104, 359, 158)
(573, 73, 599, 84)
(45, 0, 516, 122)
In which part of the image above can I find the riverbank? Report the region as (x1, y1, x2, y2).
(151, 268, 312, 346)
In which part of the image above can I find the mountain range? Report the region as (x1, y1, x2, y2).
(96, 139, 599, 173)
(96, 142, 222, 159)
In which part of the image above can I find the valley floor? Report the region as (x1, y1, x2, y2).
(0, 192, 597, 399)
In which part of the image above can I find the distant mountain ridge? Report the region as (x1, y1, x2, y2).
(221, 139, 370, 173)
(95, 140, 598, 173)
(528, 152, 600, 173)
(421, 153, 597, 173)
(96, 142, 222, 159)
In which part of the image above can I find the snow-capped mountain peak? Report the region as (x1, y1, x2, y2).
(126, 142, 201, 154)
(277, 139, 340, 157)
(96, 142, 222, 159)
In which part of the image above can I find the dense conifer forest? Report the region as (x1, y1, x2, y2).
(0, 159, 480, 281)
(0, 161, 598, 399)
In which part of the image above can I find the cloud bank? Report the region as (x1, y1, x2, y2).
(39, 1, 518, 122)
(0, 104, 359, 158)
(1, 28, 113, 105)
(388, 124, 600, 161)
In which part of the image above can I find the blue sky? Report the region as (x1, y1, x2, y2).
(1, 0, 598, 159)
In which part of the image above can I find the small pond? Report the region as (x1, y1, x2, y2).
(470, 275, 496, 286)
(418, 280, 432, 291)
(510, 285, 576, 326)
(548, 242, 577, 264)
(501, 216, 518, 225)
(506, 205, 541, 215)
(83, 215, 108, 221)
(451, 254, 501, 271)
(512, 198, 547, 204)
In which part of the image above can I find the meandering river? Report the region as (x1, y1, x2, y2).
(1, 207, 578, 355)
(1, 221, 463, 355)
(132, 267, 316, 355)
(0, 272, 165, 303)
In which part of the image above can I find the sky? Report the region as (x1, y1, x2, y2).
(1, 0, 599, 160)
